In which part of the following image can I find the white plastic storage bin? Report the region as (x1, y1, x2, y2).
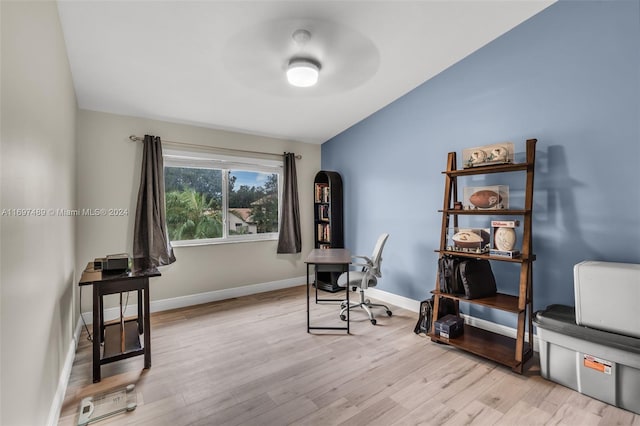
(534, 305, 640, 415)
(574, 261, 640, 338)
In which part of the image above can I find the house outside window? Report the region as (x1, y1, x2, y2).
(163, 148, 281, 246)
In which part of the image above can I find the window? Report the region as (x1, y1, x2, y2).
(163, 148, 281, 245)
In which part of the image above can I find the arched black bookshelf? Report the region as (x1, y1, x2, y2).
(313, 170, 344, 292)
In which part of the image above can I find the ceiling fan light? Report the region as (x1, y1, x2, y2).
(287, 58, 320, 87)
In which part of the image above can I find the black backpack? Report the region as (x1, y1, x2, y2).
(438, 256, 497, 299)
(438, 256, 465, 294)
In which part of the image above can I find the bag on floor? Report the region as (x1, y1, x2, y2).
(413, 296, 456, 335)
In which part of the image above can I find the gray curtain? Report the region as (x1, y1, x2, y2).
(133, 135, 176, 266)
(277, 152, 302, 253)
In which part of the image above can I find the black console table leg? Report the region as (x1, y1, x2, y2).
(143, 280, 151, 369)
(92, 285, 101, 383)
(138, 289, 144, 334)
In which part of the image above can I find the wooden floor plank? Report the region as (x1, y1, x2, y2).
(391, 400, 457, 426)
(495, 400, 553, 425)
(442, 399, 504, 425)
(58, 285, 640, 426)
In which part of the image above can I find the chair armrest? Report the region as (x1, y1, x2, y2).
(351, 256, 372, 268)
(352, 255, 371, 262)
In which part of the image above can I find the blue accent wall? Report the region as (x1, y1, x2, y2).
(321, 0, 639, 326)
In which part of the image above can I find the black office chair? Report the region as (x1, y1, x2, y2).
(337, 233, 391, 325)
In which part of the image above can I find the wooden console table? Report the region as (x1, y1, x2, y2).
(79, 259, 160, 382)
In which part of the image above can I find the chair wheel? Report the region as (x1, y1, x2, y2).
(386, 310, 392, 316)
(370, 319, 377, 325)
(340, 314, 347, 321)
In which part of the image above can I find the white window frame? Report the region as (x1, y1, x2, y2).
(163, 147, 282, 247)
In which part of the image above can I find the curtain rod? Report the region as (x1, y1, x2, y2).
(129, 135, 301, 160)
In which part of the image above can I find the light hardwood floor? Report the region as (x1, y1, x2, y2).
(59, 286, 640, 426)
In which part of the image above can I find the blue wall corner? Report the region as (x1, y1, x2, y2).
(321, 0, 640, 326)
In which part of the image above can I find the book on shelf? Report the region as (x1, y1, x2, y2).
(489, 249, 520, 258)
(491, 220, 520, 228)
(316, 223, 330, 243)
(314, 183, 331, 203)
(318, 204, 330, 221)
(322, 187, 330, 203)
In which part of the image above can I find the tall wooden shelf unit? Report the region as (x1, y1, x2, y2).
(429, 138, 537, 374)
(313, 171, 344, 292)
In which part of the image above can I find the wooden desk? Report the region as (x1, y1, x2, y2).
(79, 259, 160, 382)
(305, 249, 351, 333)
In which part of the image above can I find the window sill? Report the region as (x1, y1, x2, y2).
(171, 236, 278, 248)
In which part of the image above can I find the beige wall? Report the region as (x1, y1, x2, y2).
(0, 1, 78, 425)
(0, 4, 319, 423)
(76, 110, 321, 308)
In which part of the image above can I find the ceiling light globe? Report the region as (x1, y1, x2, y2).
(287, 59, 320, 88)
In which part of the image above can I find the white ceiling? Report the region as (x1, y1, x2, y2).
(57, 1, 554, 144)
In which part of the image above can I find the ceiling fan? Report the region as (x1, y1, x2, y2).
(222, 17, 380, 96)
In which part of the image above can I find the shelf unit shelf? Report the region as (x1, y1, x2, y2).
(435, 250, 536, 263)
(431, 290, 523, 313)
(442, 162, 530, 177)
(428, 324, 533, 371)
(438, 209, 531, 216)
(431, 138, 537, 374)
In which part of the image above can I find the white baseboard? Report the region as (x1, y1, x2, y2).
(80, 275, 306, 323)
(81, 279, 533, 351)
(364, 287, 422, 313)
(47, 318, 83, 426)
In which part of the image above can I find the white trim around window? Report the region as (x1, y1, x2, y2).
(163, 147, 283, 246)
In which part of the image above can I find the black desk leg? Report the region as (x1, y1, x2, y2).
(346, 269, 350, 334)
(92, 285, 101, 383)
(143, 280, 151, 369)
(315, 268, 319, 303)
(306, 263, 310, 333)
(99, 294, 105, 343)
(137, 289, 144, 335)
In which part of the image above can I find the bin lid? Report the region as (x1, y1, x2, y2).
(534, 304, 640, 355)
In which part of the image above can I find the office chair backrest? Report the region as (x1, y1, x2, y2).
(370, 233, 389, 278)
